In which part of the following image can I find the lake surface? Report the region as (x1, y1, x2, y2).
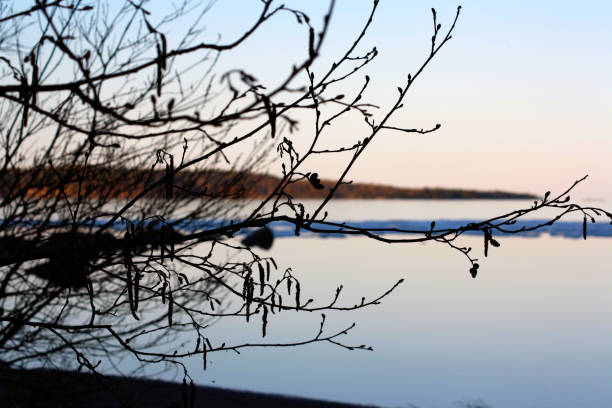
(141, 200, 612, 408)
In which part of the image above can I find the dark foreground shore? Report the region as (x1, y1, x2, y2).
(0, 368, 378, 408)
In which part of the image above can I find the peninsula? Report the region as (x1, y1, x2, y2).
(3, 167, 537, 200)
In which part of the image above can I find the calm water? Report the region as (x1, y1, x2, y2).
(144, 200, 612, 407)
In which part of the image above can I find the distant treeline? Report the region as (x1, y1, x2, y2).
(1, 167, 536, 200)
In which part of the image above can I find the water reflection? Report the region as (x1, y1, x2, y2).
(166, 232, 611, 408)
(108, 200, 612, 407)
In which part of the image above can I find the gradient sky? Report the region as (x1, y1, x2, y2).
(68, 1, 602, 203)
(192, 0, 612, 200)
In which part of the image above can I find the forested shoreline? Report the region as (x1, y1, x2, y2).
(1, 167, 537, 200)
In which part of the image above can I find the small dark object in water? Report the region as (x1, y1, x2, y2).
(133, 224, 184, 249)
(25, 232, 118, 289)
(0, 236, 29, 259)
(241, 226, 274, 250)
(28, 260, 91, 289)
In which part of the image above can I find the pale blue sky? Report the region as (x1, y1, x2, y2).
(18, 0, 608, 199)
(190, 0, 612, 199)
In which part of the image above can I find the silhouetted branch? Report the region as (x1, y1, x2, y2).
(0, 2, 608, 403)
